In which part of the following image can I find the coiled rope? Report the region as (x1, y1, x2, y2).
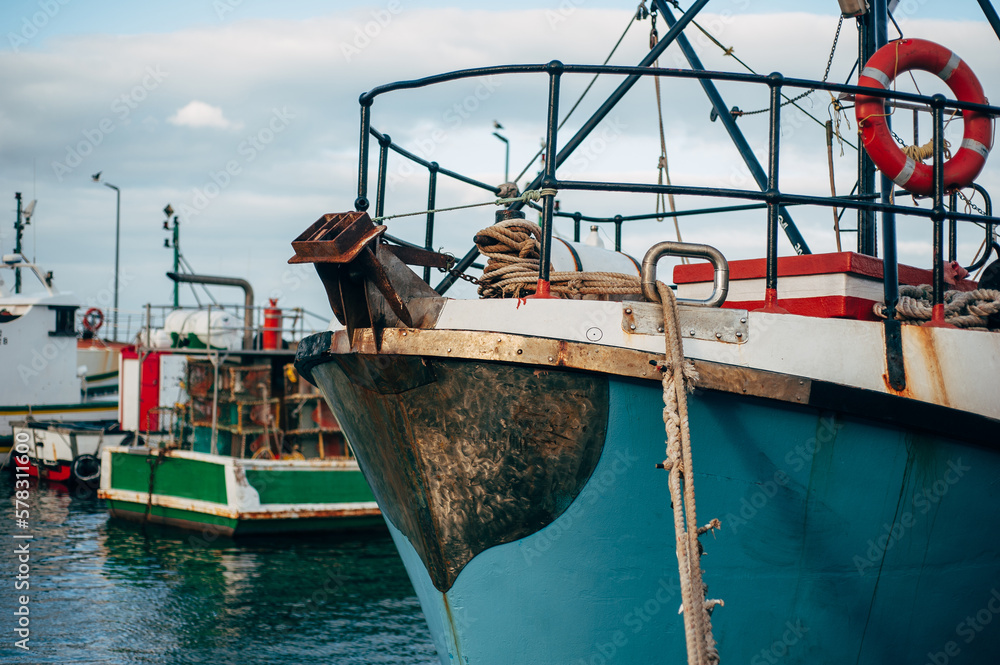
(473, 219, 642, 298)
(873, 285, 1000, 328)
(654, 282, 722, 665)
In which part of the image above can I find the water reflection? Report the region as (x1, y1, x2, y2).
(0, 475, 438, 664)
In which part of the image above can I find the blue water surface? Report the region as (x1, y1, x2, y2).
(0, 473, 438, 664)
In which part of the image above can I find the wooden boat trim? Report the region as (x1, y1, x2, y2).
(97, 487, 380, 520)
(300, 327, 1000, 444)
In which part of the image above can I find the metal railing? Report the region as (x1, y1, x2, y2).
(353, 63, 999, 314)
(351, 30, 999, 392)
(135, 303, 328, 352)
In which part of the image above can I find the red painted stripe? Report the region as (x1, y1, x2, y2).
(673, 251, 932, 285)
(724, 295, 882, 320)
(26, 460, 72, 482)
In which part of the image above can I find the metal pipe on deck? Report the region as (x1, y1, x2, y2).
(167, 272, 254, 350)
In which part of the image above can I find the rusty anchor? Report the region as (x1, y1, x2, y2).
(289, 211, 447, 348)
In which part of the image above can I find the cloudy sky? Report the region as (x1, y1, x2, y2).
(1, 0, 997, 333)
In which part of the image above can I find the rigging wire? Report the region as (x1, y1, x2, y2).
(510, 6, 642, 184)
(649, 12, 688, 262)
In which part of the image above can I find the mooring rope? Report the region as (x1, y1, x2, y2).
(874, 285, 1000, 328)
(654, 282, 722, 665)
(473, 219, 642, 298)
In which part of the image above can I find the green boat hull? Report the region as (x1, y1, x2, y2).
(99, 447, 381, 536)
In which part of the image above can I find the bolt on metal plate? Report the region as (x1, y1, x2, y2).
(622, 301, 749, 344)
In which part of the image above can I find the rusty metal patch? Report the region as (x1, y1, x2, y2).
(312, 357, 609, 592)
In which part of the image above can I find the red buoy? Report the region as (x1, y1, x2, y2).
(262, 298, 281, 350)
(856, 38, 992, 196)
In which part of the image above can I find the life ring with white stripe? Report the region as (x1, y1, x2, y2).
(82, 307, 104, 332)
(855, 38, 993, 196)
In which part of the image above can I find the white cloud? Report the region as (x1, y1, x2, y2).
(167, 100, 239, 129)
(0, 6, 996, 315)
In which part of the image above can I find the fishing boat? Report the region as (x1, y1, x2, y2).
(98, 274, 381, 536)
(0, 246, 119, 477)
(289, 1, 1000, 663)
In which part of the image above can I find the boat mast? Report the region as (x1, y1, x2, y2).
(14, 192, 24, 293)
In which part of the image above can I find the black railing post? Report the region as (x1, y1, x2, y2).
(927, 94, 951, 327)
(761, 73, 787, 313)
(876, 0, 903, 389)
(948, 192, 958, 262)
(573, 212, 582, 242)
(536, 60, 562, 297)
(614, 215, 623, 252)
(857, 7, 879, 255)
(424, 162, 439, 283)
(375, 132, 392, 218)
(356, 96, 373, 212)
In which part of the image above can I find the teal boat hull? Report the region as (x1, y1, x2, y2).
(310, 358, 1000, 664)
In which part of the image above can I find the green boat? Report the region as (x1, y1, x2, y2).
(98, 274, 380, 536)
(99, 447, 381, 536)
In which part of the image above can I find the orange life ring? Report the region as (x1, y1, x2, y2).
(855, 38, 993, 196)
(82, 307, 104, 332)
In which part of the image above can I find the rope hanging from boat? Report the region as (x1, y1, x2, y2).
(654, 282, 722, 665)
(473, 219, 642, 298)
(874, 285, 1000, 328)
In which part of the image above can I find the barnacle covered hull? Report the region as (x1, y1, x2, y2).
(299, 303, 1000, 664)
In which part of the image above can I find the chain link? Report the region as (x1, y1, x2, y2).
(437, 255, 480, 285)
(957, 190, 989, 217)
(732, 16, 843, 118)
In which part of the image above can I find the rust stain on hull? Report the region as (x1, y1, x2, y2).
(442, 594, 465, 665)
(885, 326, 950, 406)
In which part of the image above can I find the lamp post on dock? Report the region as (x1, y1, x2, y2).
(492, 120, 510, 183)
(163, 204, 180, 307)
(92, 172, 121, 341)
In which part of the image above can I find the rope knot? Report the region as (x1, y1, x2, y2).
(902, 139, 952, 162)
(496, 182, 520, 199)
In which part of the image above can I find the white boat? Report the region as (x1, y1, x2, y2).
(12, 419, 129, 485)
(0, 253, 118, 468)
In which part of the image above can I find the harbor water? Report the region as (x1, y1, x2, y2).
(0, 473, 438, 664)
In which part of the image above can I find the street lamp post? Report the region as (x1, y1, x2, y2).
(492, 121, 509, 183)
(163, 204, 179, 307)
(92, 172, 121, 341)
